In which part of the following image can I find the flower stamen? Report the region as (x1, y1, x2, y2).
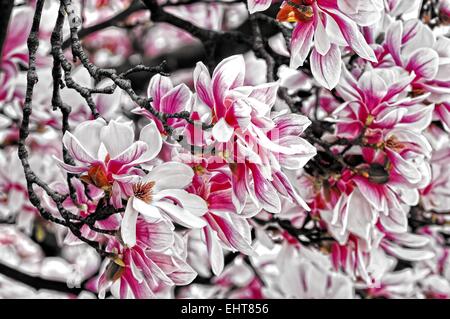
(133, 181, 155, 204)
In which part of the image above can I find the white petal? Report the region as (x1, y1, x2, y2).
(204, 228, 224, 276)
(310, 45, 342, 90)
(139, 120, 162, 162)
(144, 162, 194, 191)
(154, 189, 208, 216)
(153, 200, 206, 228)
(212, 118, 234, 143)
(121, 198, 138, 247)
(100, 119, 135, 158)
(132, 197, 162, 221)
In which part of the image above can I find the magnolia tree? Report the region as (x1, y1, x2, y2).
(0, 0, 449, 299)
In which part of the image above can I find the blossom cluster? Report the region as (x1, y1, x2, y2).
(0, 0, 450, 299)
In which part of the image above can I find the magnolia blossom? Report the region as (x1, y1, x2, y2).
(98, 219, 196, 298)
(193, 55, 316, 213)
(120, 161, 208, 247)
(187, 172, 254, 275)
(54, 118, 162, 209)
(379, 20, 450, 131)
(265, 244, 354, 298)
(277, 0, 382, 89)
(315, 66, 433, 245)
(3, 0, 450, 301)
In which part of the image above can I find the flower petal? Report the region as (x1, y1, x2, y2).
(160, 83, 191, 114)
(154, 189, 208, 216)
(147, 74, 173, 110)
(153, 200, 206, 228)
(247, 0, 272, 14)
(62, 131, 97, 164)
(310, 45, 342, 90)
(132, 197, 162, 221)
(204, 227, 224, 276)
(139, 121, 162, 162)
(212, 117, 234, 143)
(193, 62, 214, 108)
(144, 162, 194, 191)
(100, 120, 135, 158)
(121, 198, 139, 247)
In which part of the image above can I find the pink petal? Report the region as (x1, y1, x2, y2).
(53, 156, 89, 174)
(326, 9, 377, 62)
(147, 74, 173, 110)
(160, 83, 191, 114)
(353, 176, 387, 212)
(193, 62, 214, 108)
(205, 212, 253, 255)
(136, 219, 174, 251)
(211, 55, 245, 118)
(290, 20, 314, 69)
(358, 70, 387, 109)
(385, 20, 403, 66)
(249, 164, 281, 214)
(406, 48, 439, 80)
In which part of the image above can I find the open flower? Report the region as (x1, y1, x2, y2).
(54, 118, 162, 209)
(381, 20, 450, 131)
(120, 161, 208, 247)
(193, 55, 316, 213)
(334, 66, 433, 140)
(277, 0, 381, 89)
(98, 219, 196, 299)
(187, 172, 254, 275)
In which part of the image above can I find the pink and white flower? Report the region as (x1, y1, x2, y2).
(192, 55, 316, 213)
(277, 0, 382, 89)
(120, 161, 208, 247)
(97, 219, 196, 299)
(187, 172, 254, 275)
(54, 118, 163, 209)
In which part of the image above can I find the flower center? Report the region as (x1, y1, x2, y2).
(80, 164, 111, 191)
(105, 257, 126, 282)
(133, 181, 155, 204)
(193, 165, 206, 175)
(385, 136, 405, 153)
(277, 0, 314, 23)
